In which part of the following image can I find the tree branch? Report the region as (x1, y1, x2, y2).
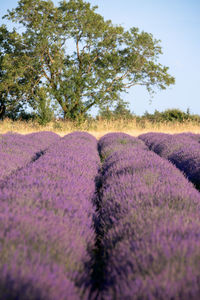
(87, 54, 99, 73)
(46, 48, 54, 64)
(76, 36, 82, 69)
(82, 99, 96, 113)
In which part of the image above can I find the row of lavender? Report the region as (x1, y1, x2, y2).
(139, 132, 200, 189)
(0, 131, 60, 181)
(0, 131, 200, 299)
(0, 132, 100, 300)
(94, 133, 200, 299)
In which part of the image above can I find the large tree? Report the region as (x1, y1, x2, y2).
(0, 25, 28, 119)
(0, 0, 175, 120)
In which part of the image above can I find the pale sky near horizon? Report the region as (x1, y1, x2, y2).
(0, 0, 200, 116)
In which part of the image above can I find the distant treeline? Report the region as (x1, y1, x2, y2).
(137, 109, 200, 124)
(2, 105, 200, 126)
(97, 105, 200, 124)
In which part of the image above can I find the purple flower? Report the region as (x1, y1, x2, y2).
(0, 131, 100, 299)
(93, 132, 200, 299)
(139, 132, 200, 189)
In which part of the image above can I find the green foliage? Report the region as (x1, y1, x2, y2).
(143, 108, 200, 123)
(0, 25, 27, 119)
(35, 88, 54, 125)
(98, 101, 133, 120)
(113, 101, 133, 119)
(97, 106, 113, 120)
(1, 0, 175, 122)
(17, 111, 37, 121)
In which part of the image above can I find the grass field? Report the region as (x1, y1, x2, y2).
(0, 118, 200, 139)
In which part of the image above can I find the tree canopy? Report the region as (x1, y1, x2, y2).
(0, 0, 175, 121)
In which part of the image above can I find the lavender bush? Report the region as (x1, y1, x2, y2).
(93, 132, 200, 299)
(174, 132, 200, 143)
(0, 131, 60, 180)
(98, 132, 148, 161)
(139, 132, 200, 188)
(0, 131, 100, 299)
(1, 130, 199, 299)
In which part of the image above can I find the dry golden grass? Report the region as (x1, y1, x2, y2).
(0, 118, 200, 139)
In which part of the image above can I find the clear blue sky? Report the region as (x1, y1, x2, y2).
(1, 0, 200, 116)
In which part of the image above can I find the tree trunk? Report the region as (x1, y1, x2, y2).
(0, 100, 6, 120)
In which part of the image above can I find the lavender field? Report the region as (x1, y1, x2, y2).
(0, 131, 200, 300)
